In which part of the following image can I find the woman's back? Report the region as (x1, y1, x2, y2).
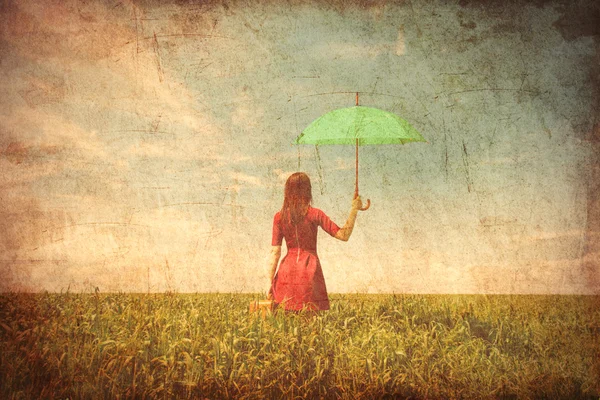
(272, 207, 340, 253)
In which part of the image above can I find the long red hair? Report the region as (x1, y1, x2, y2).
(281, 172, 312, 226)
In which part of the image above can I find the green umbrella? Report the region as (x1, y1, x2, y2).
(295, 93, 426, 210)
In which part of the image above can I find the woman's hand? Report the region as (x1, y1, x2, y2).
(352, 195, 363, 211)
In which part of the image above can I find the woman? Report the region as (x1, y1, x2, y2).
(266, 172, 363, 311)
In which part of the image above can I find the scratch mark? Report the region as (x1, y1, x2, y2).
(190, 61, 213, 75)
(438, 72, 469, 75)
(292, 100, 300, 169)
(0, 259, 67, 264)
(314, 145, 325, 195)
(159, 202, 245, 209)
(444, 133, 449, 181)
(204, 229, 223, 249)
(448, 88, 540, 96)
(164, 258, 173, 293)
(372, 76, 380, 94)
(127, 210, 135, 225)
(442, 113, 449, 181)
(151, 114, 162, 132)
(541, 116, 552, 138)
(519, 72, 529, 91)
(63, 222, 152, 228)
(141, 33, 233, 41)
(243, 20, 259, 34)
(461, 140, 473, 193)
(488, 124, 498, 148)
(152, 32, 164, 83)
(133, 6, 140, 54)
(104, 129, 173, 136)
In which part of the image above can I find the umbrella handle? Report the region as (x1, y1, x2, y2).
(360, 199, 371, 211)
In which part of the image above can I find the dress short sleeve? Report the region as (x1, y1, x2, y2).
(271, 212, 283, 246)
(315, 208, 341, 237)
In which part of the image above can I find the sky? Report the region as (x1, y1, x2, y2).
(0, 0, 598, 294)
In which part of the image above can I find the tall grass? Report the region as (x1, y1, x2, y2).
(0, 293, 598, 399)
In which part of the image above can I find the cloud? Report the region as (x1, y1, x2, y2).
(0, 202, 228, 292)
(230, 171, 263, 187)
(230, 92, 266, 129)
(1, 0, 228, 144)
(334, 157, 353, 171)
(0, 107, 107, 158)
(273, 168, 295, 182)
(469, 258, 597, 294)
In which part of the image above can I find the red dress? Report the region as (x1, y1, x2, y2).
(271, 207, 341, 311)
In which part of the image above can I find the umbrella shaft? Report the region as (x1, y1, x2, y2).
(355, 138, 359, 199)
(354, 92, 359, 199)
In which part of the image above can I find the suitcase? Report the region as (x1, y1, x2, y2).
(249, 299, 275, 318)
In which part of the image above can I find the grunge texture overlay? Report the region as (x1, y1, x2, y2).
(0, 0, 598, 294)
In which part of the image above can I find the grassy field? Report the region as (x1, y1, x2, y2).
(0, 293, 598, 399)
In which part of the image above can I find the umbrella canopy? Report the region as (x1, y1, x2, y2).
(295, 94, 426, 210)
(295, 106, 426, 146)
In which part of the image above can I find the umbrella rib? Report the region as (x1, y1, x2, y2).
(301, 91, 405, 99)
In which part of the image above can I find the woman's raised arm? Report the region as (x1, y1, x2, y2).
(335, 196, 363, 242)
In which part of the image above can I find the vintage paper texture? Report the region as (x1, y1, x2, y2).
(0, 0, 598, 295)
